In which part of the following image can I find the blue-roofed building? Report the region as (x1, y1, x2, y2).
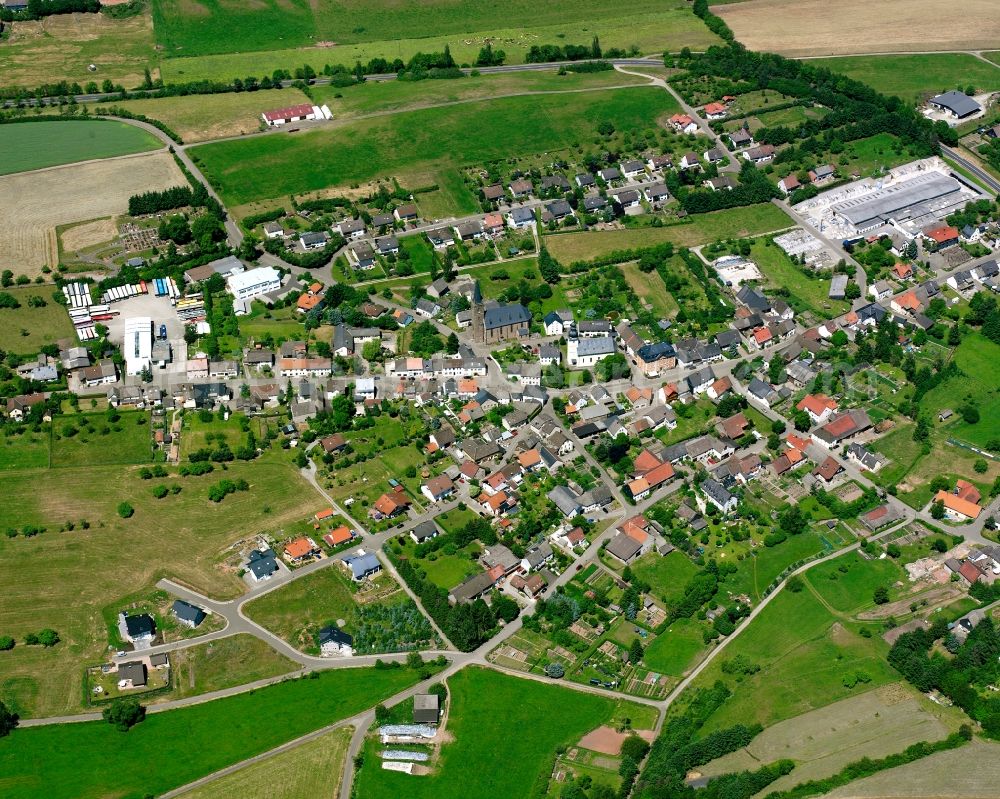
(635, 341, 676, 377)
(343, 552, 382, 582)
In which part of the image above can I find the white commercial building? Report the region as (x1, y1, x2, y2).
(122, 317, 153, 376)
(228, 266, 281, 302)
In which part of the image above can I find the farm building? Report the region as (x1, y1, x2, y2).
(261, 103, 332, 126)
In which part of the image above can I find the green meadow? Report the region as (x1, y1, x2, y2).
(806, 53, 1000, 103)
(355, 666, 627, 799)
(0, 120, 162, 175)
(0, 665, 424, 799)
(190, 87, 675, 207)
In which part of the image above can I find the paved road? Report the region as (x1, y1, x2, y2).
(943, 144, 1000, 194)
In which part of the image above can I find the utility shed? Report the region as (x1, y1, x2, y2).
(413, 693, 440, 724)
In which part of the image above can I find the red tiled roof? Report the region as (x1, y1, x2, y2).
(284, 537, 315, 559)
(633, 449, 663, 475)
(262, 103, 315, 122)
(934, 490, 981, 519)
(323, 526, 352, 546)
(925, 225, 959, 244)
(797, 394, 838, 416)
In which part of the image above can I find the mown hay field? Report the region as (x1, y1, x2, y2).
(714, 0, 1000, 56)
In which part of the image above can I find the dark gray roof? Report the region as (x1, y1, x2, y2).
(930, 90, 981, 118)
(450, 571, 496, 602)
(411, 520, 439, 542)
(247, 548, 278, 579)
(484, 304, 531, 330)
(124, 613, 155, 638)
(701, 478, 734, 506)
(607, 532, 641, 562)
(118, 661, 146, 686)
(171, 600, 205, 626)
(318, 625, 353, 647)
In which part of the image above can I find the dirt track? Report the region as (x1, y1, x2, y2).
(0, 151, 184, 276)
(713, 0, 1000, 57)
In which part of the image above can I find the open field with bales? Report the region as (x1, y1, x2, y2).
(151, 0, 716, 59)
(0, 150, 184, 276)
(714, 0, 1000, 56)
(0, 120, 162, 176)
(0, 451, 317, 718)
(0, 12, 158, 89)
(178, 725, 353, 799)
(546, 204, 794, 264)
(0, 665, 424, 799)
(190, 87, 676, 208)
(805, 54, 1000, 103)
(354, 666, 643, 799)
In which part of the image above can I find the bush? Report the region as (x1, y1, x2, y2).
(0, 636, 14, 651)
(102, 697, 146, 731)
(37, 628, 59, 647)
(152, 485, 168, 499)
(116, 502, 134, 519)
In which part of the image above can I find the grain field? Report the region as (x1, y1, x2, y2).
(0, 151, 184, 276)
(713, 0, 1000, 57)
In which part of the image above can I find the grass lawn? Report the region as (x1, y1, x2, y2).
(620, 261, 680, 317)
(547, 204, 794, 264)
(355, 666, 629, 799)
(689, 585, 899, 733)
(0, 427, 50, 471)
(721, 529, 828, 602)
(191, 88, 677, 207)
(632, 551, 699, 608)
(750, 240, 848, 318)
(310, 68, 652, 120)
(435, 507, 480, 536)
(392, 535, 482, 591)
(107, 86, 311, 143)
(0, 119, 162, 175)
(238, 302, 309, 344)
(0, 452, 317, 718)
(0, 286, 77, 354)
(870, 423, 925, 487)
(152, 0, 717, 61)
(168, 634, 299, 700)
(244, 565, 421, 654)
(0, 665, 425, 799)
(752, 104, 813, 128)
(841, 133, 924, 176)
(400, 235, 438, 274)
(805, 553, 906, 615)
(643, 617, 707, 676)
(178, 725, 352, 799)
(50, 410, 152, 467)
(464, 258, 576, 316)
(931, 333, 1000, 449)
(805, 54, 1000, 102)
